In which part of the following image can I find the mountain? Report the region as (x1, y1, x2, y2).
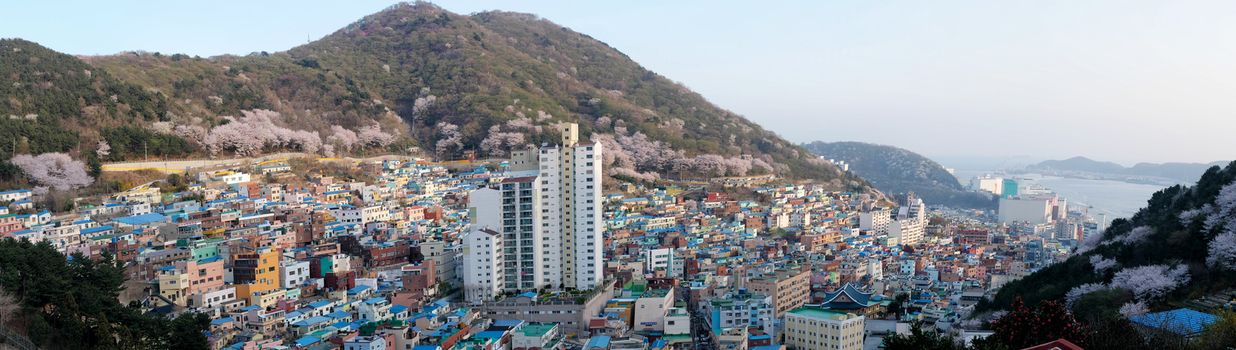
(1032, 156, 1126, 174)
(1027, 156, 1227, 184)
(981, 161, 1236, 320)
(802, 141, 995, 209)
(3, 2, 868, 190)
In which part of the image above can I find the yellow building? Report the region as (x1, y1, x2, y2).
(783, 306, 864, 350)
(233, 248, 282, 305)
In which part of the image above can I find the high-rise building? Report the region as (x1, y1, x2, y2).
(468, 176, 542, 293)
(462, 228, 504, 304)
(465, 123, 603, 302)
(538, 123, 603, 290)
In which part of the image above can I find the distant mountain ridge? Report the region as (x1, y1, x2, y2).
(1028, 156, 1227, 184)
(802, 141, 995, 209)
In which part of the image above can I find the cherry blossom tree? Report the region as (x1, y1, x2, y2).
(1065, 283, 1109, 307)
(96, 140, 111, 158)
(412, 95, 437, 115)
(329, 125, 360, 151)
(10, 153, 94, 191)
(480, 130, 526, 157)
(1089, 255, 1118, 274)
(1119, 301, 1149, 317)
(203, 109, 323, 156)
(1207, 231, 1236, 270)
(1205, 181, 1236, 233)
(357, 124, 396, 148)
(435, 122, 464, 157)
(1110, 264, 1190, 301)
(1099, 225, 1153, 248)
(174, 124, 207, 145)
(594, 116, 612, 130)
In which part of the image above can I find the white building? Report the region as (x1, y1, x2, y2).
(462, 228, 504, 304)
(859, 208, 892, 234)
(470, 177, 544, 293)
(505, 123, 603, 290)
(328, 205, 390, 226)
(343, 335, 388, 350)
(643, 248, 675, 276)
(971, 176, 1003, 195)
(634, 288, 675, 332)
(888, 194, 927, 245)
(280, 260, 310, 289)
(705, 290, 774, 331)
(998, 197, 1054, 224)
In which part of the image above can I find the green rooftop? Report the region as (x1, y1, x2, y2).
(787, 306, 851, 320)
(520, 322, 558, 337)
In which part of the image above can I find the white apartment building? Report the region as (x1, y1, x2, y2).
(506, 123, 603, 290)
(889, 194, 927, 245)
(462, 228, 504, 304)
(858, 208, 892, 233)
(468, 177, 543, 292)
(643, 248, 675, 276)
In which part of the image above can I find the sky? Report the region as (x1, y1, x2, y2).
(4, 1, 1236, 166)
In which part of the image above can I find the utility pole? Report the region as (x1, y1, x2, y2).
(144, 141, 149, 161)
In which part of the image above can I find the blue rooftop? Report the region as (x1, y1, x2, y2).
(1130, 308, 1217, 336)
(114, 213, 167, 226)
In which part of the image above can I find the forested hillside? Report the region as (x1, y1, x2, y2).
(2, 2, 870, 191)
(803, 141, 994, 208)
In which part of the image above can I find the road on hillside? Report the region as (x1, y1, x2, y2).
(100, 153, 416, 174)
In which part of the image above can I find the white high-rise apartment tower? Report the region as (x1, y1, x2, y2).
(465, 123, 603, 302)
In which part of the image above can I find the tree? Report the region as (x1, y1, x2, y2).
(988, 298, 1088, 349)
(0, 238, 209, 349)
(9, 153, 93, 190)
(881, 321, 965, 350)
(887, 293, 909, 317)
(1206, 231, 1236, 270)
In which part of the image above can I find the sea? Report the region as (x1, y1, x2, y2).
(952, 170, 1171, 224)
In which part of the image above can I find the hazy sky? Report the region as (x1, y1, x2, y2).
(5, 1, 1236, 165)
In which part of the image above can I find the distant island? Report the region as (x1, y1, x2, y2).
(1021, 156, 1228, 185)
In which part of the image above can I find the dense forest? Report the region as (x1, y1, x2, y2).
(0, 238, 209, 349)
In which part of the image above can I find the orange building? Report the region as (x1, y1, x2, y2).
(233, 247, 282, 305)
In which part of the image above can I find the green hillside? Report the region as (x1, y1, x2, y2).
(803, 141, 995, 209)
(5, 2, 867, 189)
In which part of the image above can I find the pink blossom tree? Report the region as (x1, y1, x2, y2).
(1207, 231, 1236, 270)
(1065, 283, 1109, 307)
(1119, 301, 1149, 317)
(328, 125, 360, 151)
(96, 140, 111, 158)
(357, 124, 396, 148)
(1110, 264, 1190, 301)
(435, 122, 464, 157)
(1089, 255, 1118, 274)
(174, 124, 207, 145)
(10, 153, 94, 191)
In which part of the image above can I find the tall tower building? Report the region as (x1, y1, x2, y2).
(465, 123, 603, 302)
